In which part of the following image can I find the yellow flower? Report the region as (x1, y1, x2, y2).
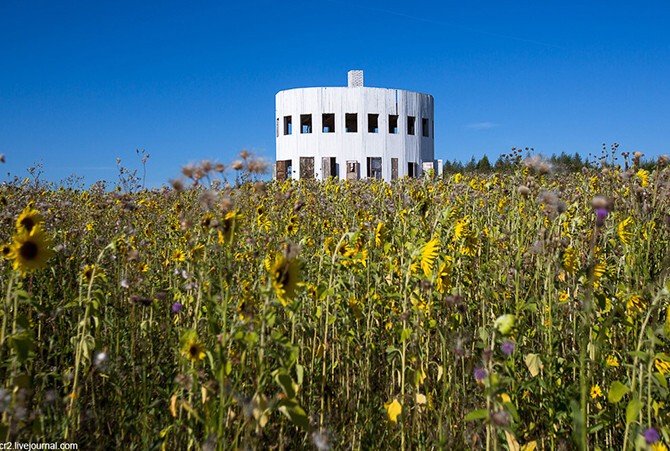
(219, 211, 242, 244)
(453, 217, 470, 241)
(420, 237, 440, 278)
(590, 384, 603, 399)
(8, 225, 54, 275)
(1, 244, 11, 259)
(180, 329, 206, 363)
(618, 216, 633, 246)
(171, 249, 186, 263)
(651, 442, 668, 451)
(636, 168, 649, 187)
(562, 247, 579, 274)
(606, 355, 620, 367)
(15, 204, 44, 233)
(436, 258, 453, 294)
(626, 294, 646, 316)
(270, 253, 300, 306)
(655, 358, 670, 376)
(82, 264, 97, 283)
(375, 222, 386, 248)
(384, 398, 402, 425)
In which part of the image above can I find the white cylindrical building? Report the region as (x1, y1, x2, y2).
(275, 70, 434, 181)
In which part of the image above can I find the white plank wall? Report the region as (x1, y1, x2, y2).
(275, 71, 434, 181)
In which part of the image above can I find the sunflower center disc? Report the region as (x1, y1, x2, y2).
(20, 241, 38, 260)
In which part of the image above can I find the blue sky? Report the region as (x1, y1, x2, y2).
(1, 0, 669, 187)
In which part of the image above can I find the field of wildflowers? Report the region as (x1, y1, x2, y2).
(0, 150, 669, 450)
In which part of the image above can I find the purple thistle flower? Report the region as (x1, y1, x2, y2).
(643, 427, 660, 444)
(501, 340, 516, 357)
(171, 302, 183, 314)
(474, 367, 487, 383)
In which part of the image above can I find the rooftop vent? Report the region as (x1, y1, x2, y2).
(348, 70, 364, 88)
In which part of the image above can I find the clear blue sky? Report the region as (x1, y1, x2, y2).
(2, 0, 669, 187)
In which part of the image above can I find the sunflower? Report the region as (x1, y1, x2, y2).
(1, 244, 11, 259)
(180, 329, 206, 363)
(626, 294, 646, 316)
(655, 358, 670, 376)
(171, 249, 186, 263)
(83, 264, 97, 283)
(270, 253, 300, 306)
(15, 204, 44, 233)
(375, 222, 386, 248)
(436, 258, 453, 294)
(8, 225, 54, 275)
(562, 247, 579, 274)
(219, 211, 242, 244)
(618, 216, 633, 246)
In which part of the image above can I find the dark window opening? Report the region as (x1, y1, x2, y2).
(322, 113, 335, 133)
(368, 114, 379, 133)
(345, 113, 357, 132)
(301, 115, 312, 134)
(407, 116, 416, 135)
(284, 116, 292, 135)
(367, 157, 382, 180)
(422, 118, 429, 137)
(322, 157, 337, 179)
(389, 115, 398, 134)
(300, 157, 314, 178)
(407, 162, 416, 178)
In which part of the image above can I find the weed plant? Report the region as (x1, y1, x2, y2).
(0, 150, 669, 450)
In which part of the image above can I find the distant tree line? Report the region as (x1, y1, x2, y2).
(442, 150, 590, 175)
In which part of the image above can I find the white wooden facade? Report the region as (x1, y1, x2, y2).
(275, 71, 434, 181)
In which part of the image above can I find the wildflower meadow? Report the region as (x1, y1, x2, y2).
(0, 149, 669, 450)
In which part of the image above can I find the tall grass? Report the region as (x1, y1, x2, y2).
(0, 152, 669, 450)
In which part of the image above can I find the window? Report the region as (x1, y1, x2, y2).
(407, 116, 415, 135)
(346, 160, 359, 180)
(300, 114, 312, 134)
(367, 157, 382, 179)
(422, 118, 429, 137)
(322, 113, 335, 133)
(345, 113, 357, 132)
(300, 157, 314, 178)
(276, 118, 279, 137)
(407, 162, 416, 178)
(389, 115, 398, 134)
(322, 157, 337, 179)
(276, 159, 292, 181)
(284, 116, 292, 135)
(368, 114, 379, 133)
(391, 158, 398, 180)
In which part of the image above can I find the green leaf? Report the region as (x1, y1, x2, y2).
(464, 408, 488, 421)
(607, 381, 630, 404)
(9, 331, 34, 363)
(275, 372, 296, 399)
(494, 314, 516, 335)
(295, 363, 304, 386)
(625, 398, 642, 425)
(524, 353, 543, 378)
(654, 371, 668, 390)
(278, 399, 309, 430)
